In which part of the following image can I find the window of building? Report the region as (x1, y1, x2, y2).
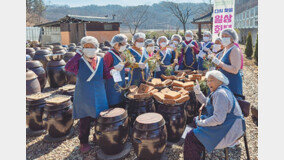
(104, 24, 113, 31)
(251, 8, 254, 17)
(255, 7, 258, 16)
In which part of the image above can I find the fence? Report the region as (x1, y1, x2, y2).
(26, 27, 41, 42)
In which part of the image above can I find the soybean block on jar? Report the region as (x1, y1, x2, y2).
(138, 84, 154, 93)
(45, 95, 71, 105)
(178, 89, 189, 96)
(172, 80, 184, 87)
(146, 81, 155, 86)
(185, 86, 194, 91)
(172, 86, 183, 91)
(149, 89, 159, 96)
(151, 78, 162, 85)
(153, 92, 165, 102)
(160, 88, 172, 94)
(134, 93, 151, 99)
(175, 95, 190, 104)
(129, 85, 138, 93)
(161, 74, 175, 80)
(164, 91, 181, 100)
(183, 81, 194, 88)
(127, 92, 136, 99)
(162, 79, 172, 86)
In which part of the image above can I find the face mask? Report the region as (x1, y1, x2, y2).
(160, 42, 167, 48)
(212, 44, 221, 52)
(135, 42, 144, 48)
(203, 37, 210, 42)
(185, 37, 192, 41)
(169, 44, 176, 49)
(119, 45, 127, 52)
(83, 48, 98, 58)
(146, 46, 154, 53)
(221, 37, 232, 46)
(173, 41, 179, 45)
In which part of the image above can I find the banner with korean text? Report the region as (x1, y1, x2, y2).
(212, 0, 235, 41)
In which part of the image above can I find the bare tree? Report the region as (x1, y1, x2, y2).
(119, 5, 150, 35)
(163, 2, 194, 34)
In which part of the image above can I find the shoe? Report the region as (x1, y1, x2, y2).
(80, 143, 91, 153)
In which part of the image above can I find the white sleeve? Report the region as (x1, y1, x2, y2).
(195, 92, 206, 104)
(198, 91, 230, 127)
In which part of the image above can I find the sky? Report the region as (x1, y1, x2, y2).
(43, 0, 211, 7)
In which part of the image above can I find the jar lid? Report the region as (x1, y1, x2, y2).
(26, 60, 43, 69)
(26, 70, 38, 80)
(26, 48, 35, 54)
(45, 53, 65, 62)
(97, 108, 127, 124)
(35, 49, 51, 56)
(134, 112, 165, 131)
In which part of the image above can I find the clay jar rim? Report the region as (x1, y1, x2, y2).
(35, 49, 52, 56)
(26, 60, 43, 69)
(123, 91, 153, 103)
(26, 98, 46, 107)
(97, 108, 128, 124)
(44, 99, 72, 112)
(26, 48, 36, 54)
(45, 53, 65, 62)
(134, 113, 165, 131)
(26, 70, 38, 80)
(65, 52, 76, 57)
(154, 99, 187, 113)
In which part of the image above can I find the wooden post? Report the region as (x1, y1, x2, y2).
(198, 23, 202, 41)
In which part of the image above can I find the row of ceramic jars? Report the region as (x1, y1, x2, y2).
(26, 94, 74, 139)
(95, 108, 167, 160)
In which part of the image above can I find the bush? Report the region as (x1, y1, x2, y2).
(245, 32, 253, 58)
(254, 34, 258, 65)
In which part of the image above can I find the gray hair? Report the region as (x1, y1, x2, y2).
(132, 32, 146, 43)
(203, 31, 212, 39)
(156, 36, 169, 45)
(145, 39, 155, 47)
(220, 28, 239, 43)
(80, 36, 99, 48)
(171, 34, 182, 42)
(110, 34, 128, 47)
(205, 70, 229, 85)
(185, 30, 194, 37)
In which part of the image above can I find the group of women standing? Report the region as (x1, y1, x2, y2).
(65, 28, 246, 159)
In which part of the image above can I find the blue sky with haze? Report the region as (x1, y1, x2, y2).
(44, 0, 210, 7)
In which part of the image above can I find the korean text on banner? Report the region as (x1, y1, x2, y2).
(212, 0, 235, 41)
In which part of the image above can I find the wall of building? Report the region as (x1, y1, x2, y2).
(86, 31, 120, 43)
(41, 27, 61, 45)
(60, 31, 70, 45)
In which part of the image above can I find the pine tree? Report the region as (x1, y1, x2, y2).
(254, 34, 258, 65)
(245, 32, 253, 58)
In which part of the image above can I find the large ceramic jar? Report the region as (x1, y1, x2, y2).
(95, 108, 129, 155)
(63, 52, 77, 84)
(26, 60, 47, 91)
(33, 49, 52, 70)
(42, 95, 74, 138)
(26, 93, 51, 132)
(26, 55, 32, 61)
(26, 48, 36, 58)
(132, 113, 167, 160)
(26, 69, 41, 95)
(186, 91, 199, 123)
(155, 99, 187, 143)
(45, 54, 67, 88)
(53, 45, 64, 53)
(124, 92, 155, 127)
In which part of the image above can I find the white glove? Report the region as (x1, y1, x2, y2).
(188, 44, 194, 48)
(193, 80, 201, 94)
(174, 59, 178, 64)
(203, 47, 210, 52)
(114, 63, 124, 71)
(138, 62, 146, 69)
(175, 65, 179, 71)
(197, 51, 206, 59)
(195, 117, 205, 126)
(212, 57, 221, 65)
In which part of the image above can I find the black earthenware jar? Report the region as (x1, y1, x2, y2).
(132, 113, 167, 160)
(26, 98, 46, 131)
(42, 96, 74, 138)
(95, 108, 129, 155)
(45, 54, 67, 88)
(155, 99, 187, 143)
(26, 60, 47, 91)
(26, 69, 41, 95)
(33, 49, 52, 70)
